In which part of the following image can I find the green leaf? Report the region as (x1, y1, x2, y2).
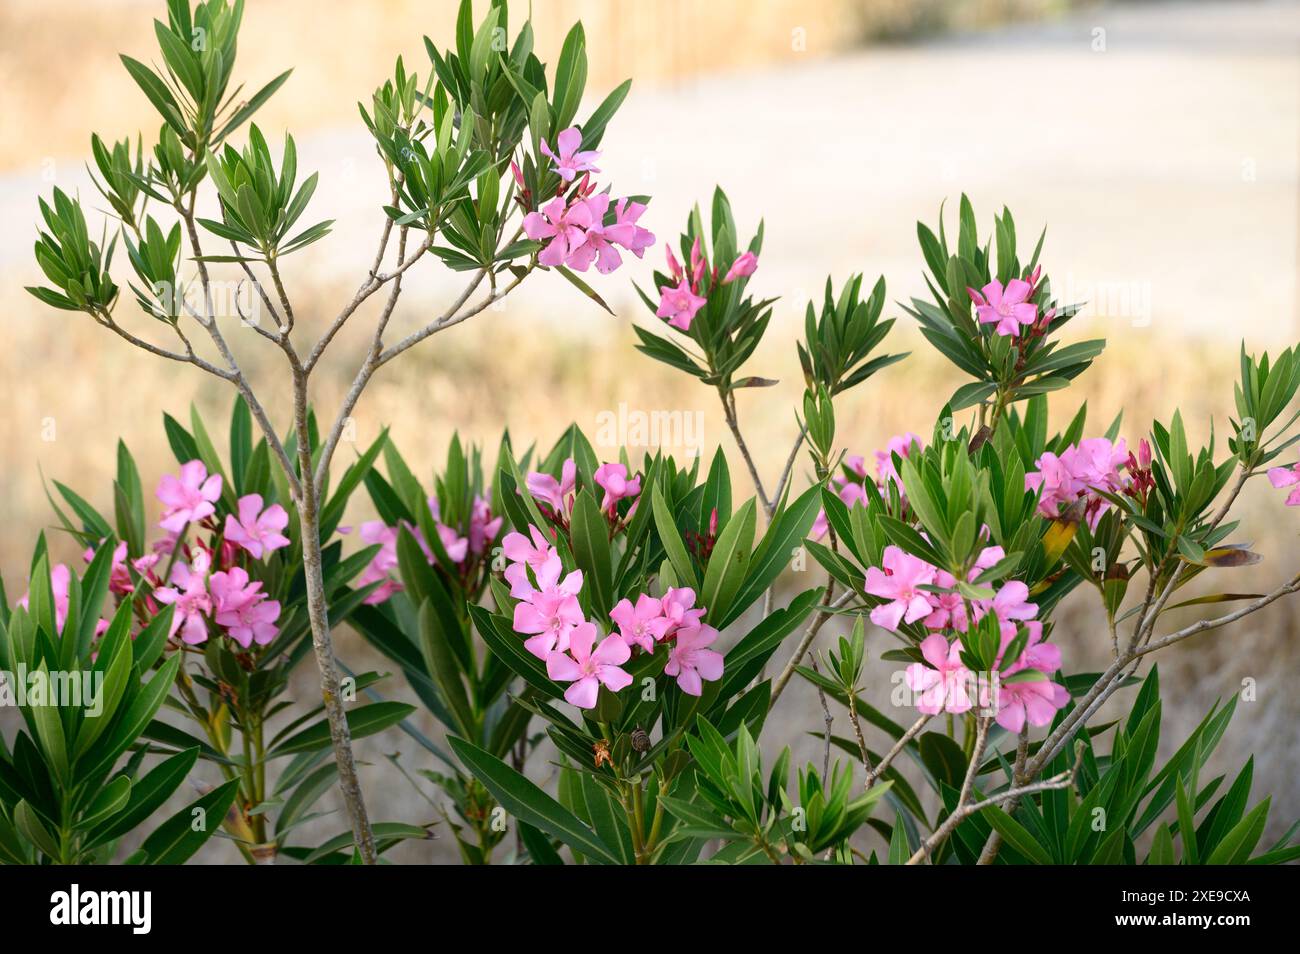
(569, 489, 613, 617)
(270, 701, 416, 756)
(120, 55, 186, 135)
(14, 801, 60, 859)
(652, 485, 699, 590)
(303, 821, 430, 863)
(76, 654, 180, 783)
(138, 778, 240, 864)
(723, 483, 821, 627)
(84, 747, 199, 849)
(555, 265, 614, 315)
(1204, 799, 1270, 865)
(418, 599, 475, 738)
(701, 498, 755, 627)
(77, 775, 132, 831)
(448, 736, 619, 864)
(31, 665, 70, 784)
(981, 804, 1054, 865)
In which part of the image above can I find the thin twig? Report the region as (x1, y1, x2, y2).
(845, 680, 873, 784)
(181, 205, 301, 499)
(305, 234, 433, 372)
(976, 726, 1028, 864)
(770, 424, 809, 513)
(1027, 570, 1300, 780)
(771, 588, 856, 703)
(908, 759, 1078, 865)
(719, 388, 771, 515)
(866, 713, 931, 787)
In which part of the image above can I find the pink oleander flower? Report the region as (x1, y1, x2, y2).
(609, 198, 655, 258)
(661, 586, 706, 634)
(504, 548, 563, 600)
(905, 634, 975, 715)
(356, 521, 402, 605)
(224, 493, 290, 560)
(469, 495, 503, 555)
(502, 526, 563, 599)
(565, 193, 624, 274)
(656, 278, 707, 331)
(1024, 450, 1080, 516)
(1026, 438, 1128, 527)
(664, 623, 724, 696)
(421, 497, 471, 564)
(527, 458, 577, 516)
(502, 525, 556, 569)
(993, 677, 1070, 734)
(922, 546, 1006, 632)
(514, 569, 585, 659)
(16, 563, 72, 632)
(524, 195, 595, 268)
(923, 571, 970, 632)
(407, 518, 470, 567)
(979, 580, 1038, 625)
(997, 620, 1060, 674)
(545, 623, 632, 709)
(722, 251, 758, 284)
(1069, 438, 1129, 493)
(1267, 462, 1300, 506)
(566, 194, 656, 275)
(209, 567, 280, 648)
(986, 619, 1068, 732)
(609, 594, 671, 652)
(970, 544, 1007, 576)
(593, 462, 641, 514)
(156, 460, 222, 533)
(875, 432, 924, 490)
(539, 127, 600, 183)
(864, 545, 937, 631)
(154, 551, 212, 645)
(969, 278, 1037, 337)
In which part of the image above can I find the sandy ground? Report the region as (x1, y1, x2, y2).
(1, 0, 1298, 861)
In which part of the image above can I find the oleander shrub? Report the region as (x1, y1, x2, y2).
(7, 0, 1299, 864)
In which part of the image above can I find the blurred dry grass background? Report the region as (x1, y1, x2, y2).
(1, 0, 1298, 860)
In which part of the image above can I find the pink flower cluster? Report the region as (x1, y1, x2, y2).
(15, 461, 290, 651)
(354, 493, 503, 605)
(1025, 437, 1129, 529)
(522, 128, 654, 275)
(155, 548, 281, 649)
(905, 627, 1069, 734)
(153, 463, 287, 648)
(862, 543, 1068, 732)
(525, 457, 642, 523)
(655, 239, 758, 332)
(502, 526, 723, 708)
(811, 432, 926, 538)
